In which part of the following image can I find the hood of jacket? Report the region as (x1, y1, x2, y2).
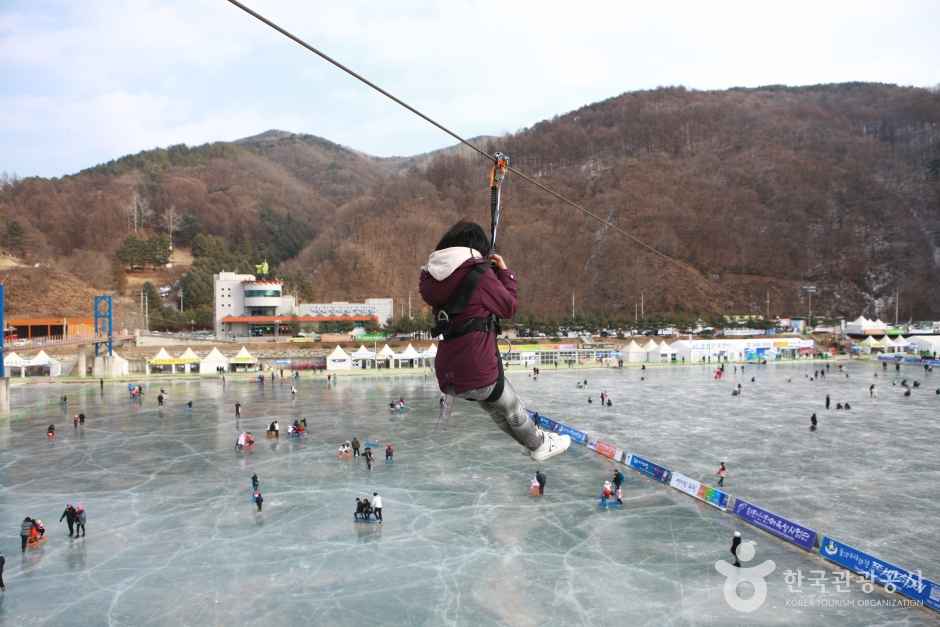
(423, 247, 483, 281)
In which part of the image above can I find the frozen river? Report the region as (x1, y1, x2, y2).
(1, 361, 938, 626)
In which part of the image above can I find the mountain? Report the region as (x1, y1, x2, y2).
(1, 82, 939, 323)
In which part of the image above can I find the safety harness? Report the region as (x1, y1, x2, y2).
(433, 153, 511, 405)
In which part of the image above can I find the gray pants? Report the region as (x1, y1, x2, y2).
(459, 378, 543, 450)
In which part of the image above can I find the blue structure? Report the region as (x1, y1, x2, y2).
(94, 295, 113, 357)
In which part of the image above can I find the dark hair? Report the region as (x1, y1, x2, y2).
(435, 220, 490, 254)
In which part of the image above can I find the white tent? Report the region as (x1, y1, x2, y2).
(421, 344, 438, 367)
(326, 345, 353, 370)
(229, 346, 258, 371)
(150, 348, 173, 363)
(3, 351, 26, 368)
(670, 340, 692, 362)
(892, 335, 912, 350)
(351, 345, 377, 369)
(32, 351, 62, 376)
(909, 335, 940, 358)
(178, 347, 201, 373)
(200, 347, 229, 375)
(376, 344, 395, 368)
(394, 343, 421, 368)
(658, 341, 676, 362)
(643, 339, 660, 363)
(623, 340, 645, 363)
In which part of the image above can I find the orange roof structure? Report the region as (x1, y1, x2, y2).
(221, 315, 377, 324)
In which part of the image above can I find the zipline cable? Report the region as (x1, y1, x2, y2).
(224, 0, 697, 273)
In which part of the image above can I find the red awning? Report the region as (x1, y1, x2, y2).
(222, 315, 377, 324)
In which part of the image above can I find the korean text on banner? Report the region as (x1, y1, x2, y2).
(820, 536, 940, 612)
(734, 498, 816, 551)
(628, 454, 672, 484)
(532, 412, 588, 445)
(669, 471, 729, 511)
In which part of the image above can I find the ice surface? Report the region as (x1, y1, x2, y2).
(1, 362, 939, 626)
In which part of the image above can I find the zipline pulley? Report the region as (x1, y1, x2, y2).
(489, 152, 510, 254)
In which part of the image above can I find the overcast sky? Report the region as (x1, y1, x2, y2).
(2, 0, 938, 178)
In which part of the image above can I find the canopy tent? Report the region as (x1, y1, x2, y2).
(200, 347, 229, 375)
(149, 348, 175, 365)
(658, 341, 676, 361)
(351, 345, 377, 369)
(908, 335, 940, 357)
(229, 346, 258, 372)
(394, 343, 422, 368)
(326, 345, 352, 370)
(891, 335, 912, 349)
(3, 351, 26, 368)
(34, 351, 62, 376)
(230, 346, 257, 364)
(177, 347, 201, 372)
(857, 336, 881, 353)
(375, 344, 396, 368)
(420, 343, 438, 367)
(623, 340, 645, 363)
(178, 348, 201, 363)
(643, 340, 660, 363)
(6, 350, 63, 377)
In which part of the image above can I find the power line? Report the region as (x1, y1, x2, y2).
(224, 0, 695, 273)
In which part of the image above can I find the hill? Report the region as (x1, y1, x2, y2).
(1, 82, 939, 324)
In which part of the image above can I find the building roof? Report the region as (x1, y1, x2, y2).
(221, 315, 378, 324)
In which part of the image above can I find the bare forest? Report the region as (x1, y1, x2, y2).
(2, 83, 939, 324)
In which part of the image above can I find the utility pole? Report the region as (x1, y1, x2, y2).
(641, 292, 645, 319)
(571, 291, 575, 319)
(895, 288, 899, 325)
(635, 302, 638, 322)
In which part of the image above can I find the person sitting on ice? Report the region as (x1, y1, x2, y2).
(835, 402, 843, 410)
(47, 424, 56, 439)
(600, 480, 614, 505)
(354, 498, 365, 520)
(843, 402, 851, 410)
(291, 419, 304, 434)
(360, 497, 373, 520)
(419, 222, 570, 463)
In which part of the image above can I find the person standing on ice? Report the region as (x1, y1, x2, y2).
(825, 394, 830, 410)
(234, 401, 241, 417)
(254, 491, 263, 512)
(59, 504, 76, 537)
(419, 221, 570, 462)
(730, 531, 742, 567)
(75, 506, 86, 537)
(535, 470, 547, 496)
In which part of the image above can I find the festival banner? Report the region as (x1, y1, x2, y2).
(733, 498, 816, 551)
(819, 536, 940, 612)
(669, 472, 729, 511)
(587, 438, 618, 460)
(628, 454, 671, 484)
(532, 413, 588, 445)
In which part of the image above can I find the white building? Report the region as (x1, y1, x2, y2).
(213, 271, 393, 338)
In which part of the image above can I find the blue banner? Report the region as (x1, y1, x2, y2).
(628, 454, 671, 484)
(531, 412, 588, 445)
(820, 536, 940, 611)
(733, 498, 816, 551)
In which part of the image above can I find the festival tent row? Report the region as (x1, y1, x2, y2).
(845, 316, 891, 336)
(146, 346, 257, 374)
(856, 335, 914, 354)
(3, 350, 62, 377)
(327, 344, 438, 370)
(906, 335, 940, 357)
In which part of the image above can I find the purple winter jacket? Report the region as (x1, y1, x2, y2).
(419, 248, 517, 394)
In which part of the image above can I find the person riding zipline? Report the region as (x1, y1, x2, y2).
(419, 220, 570, 462)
